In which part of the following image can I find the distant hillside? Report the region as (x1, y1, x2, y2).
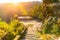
(0, 1, 41, 15)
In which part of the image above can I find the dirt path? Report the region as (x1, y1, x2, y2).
(20, 19, 42, 40)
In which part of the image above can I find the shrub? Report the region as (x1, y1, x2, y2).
(0, 19, 27, 40)
(41, 16, 60, 35)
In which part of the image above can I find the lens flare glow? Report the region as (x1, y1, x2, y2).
(0, 0, 42, 3)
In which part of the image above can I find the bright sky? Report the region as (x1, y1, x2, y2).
(0, 0, 42, 3)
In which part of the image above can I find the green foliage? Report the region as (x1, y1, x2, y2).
(8, 20, 20, 33)
(4, 33, 15, 40)
(0, 19, 27, 40)
(7, 20, 26, 40)
(43, 0, 59, 3)
(42, 17, 53, 34)
(36, 0, 60, 39)
(16, 23, 25, 35)
(30, 3, 40, 17)
(41, 16, 60, 35)
(52, 0, 59, 2)
(0, 19, 9, 37)
(52, 24, 59, 34)
(30, 3, 44, 21)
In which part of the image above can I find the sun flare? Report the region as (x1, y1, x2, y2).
(0, 0, 42, 3)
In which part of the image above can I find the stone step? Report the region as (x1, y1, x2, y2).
(22, 39, 31, 40)
(25, 34, 35, 37)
